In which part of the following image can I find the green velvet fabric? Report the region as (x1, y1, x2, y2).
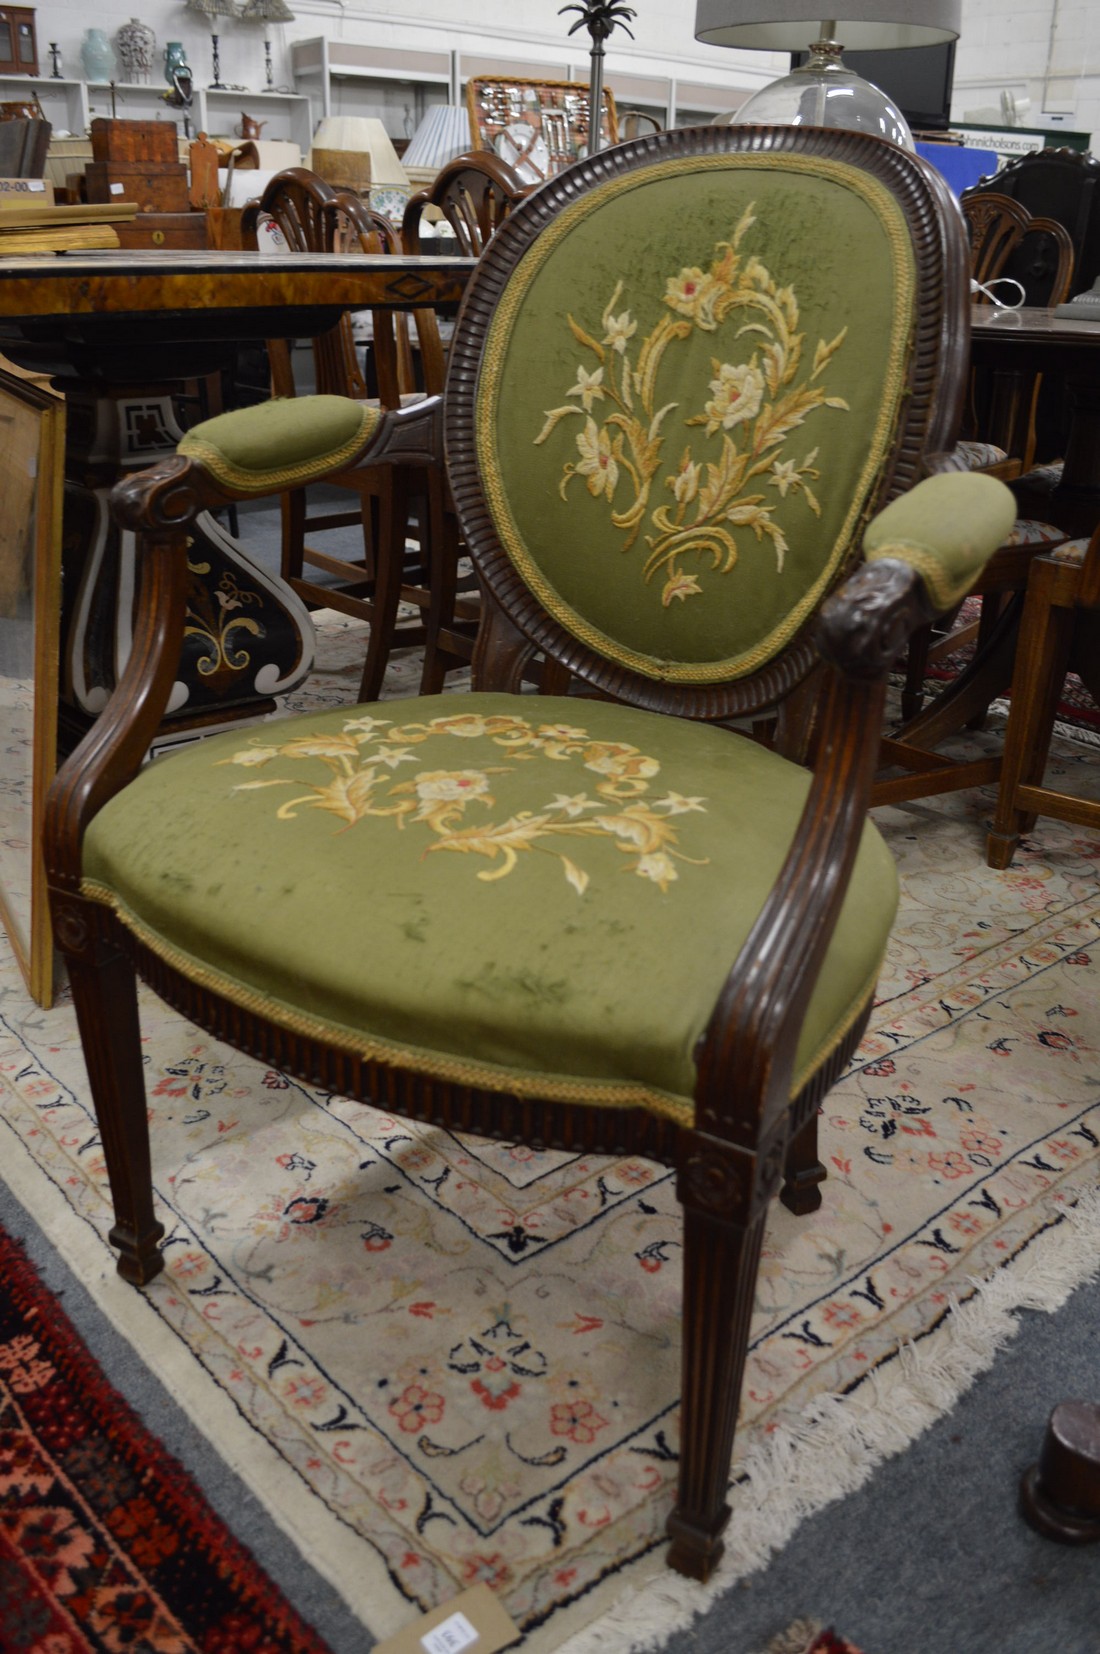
(863, 471, 1018, 610)
(478, 155, 916, 682)
(82, 694, 897, 1122)
(178, 396, 379, 495)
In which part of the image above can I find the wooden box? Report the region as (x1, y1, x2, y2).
(85, 160, 190, 214)
(114, 211, 208, 250)
(90, 119, 181, 166)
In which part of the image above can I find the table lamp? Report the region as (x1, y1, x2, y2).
(695, 0, 961, 150)
(309, 115, 411, 219)
(401, 106, 472, 175)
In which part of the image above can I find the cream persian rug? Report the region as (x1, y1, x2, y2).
(0, 615, 1098, 1652)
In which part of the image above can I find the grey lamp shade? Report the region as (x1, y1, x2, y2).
(695, 0, 961, 52)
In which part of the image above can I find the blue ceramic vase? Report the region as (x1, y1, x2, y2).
(80, 28, 117, 83)
(163, 41, 189, 87)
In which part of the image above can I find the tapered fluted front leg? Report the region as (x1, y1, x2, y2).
(667, 1134, 773, 1581)
(57, 902, 164, 1285)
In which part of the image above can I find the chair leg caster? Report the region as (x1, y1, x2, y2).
(1019, 1401, 1100, 1545)
(665, 1505, 729, 1581)
(110, 1220, 166, 1286)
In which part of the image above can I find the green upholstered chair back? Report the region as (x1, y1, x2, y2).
(445, 128, 968, 715)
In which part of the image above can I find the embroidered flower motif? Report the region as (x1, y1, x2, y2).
(928, 1151, 972, 1180)
(222, 745, 280, 767)
(460, 1554, 512, 1590)
(635, 851, 678, 890)
(389, 1382, 445, 1433)
(603, 308, 637, 353)
(668, 450, 701, 506)
(224, 714, 707, 895)
(703, 361, 765, 435)
(653, 791, 707, 814)
(664, 266, 724, 329)
(536, 207, 850, 607)
(567, 364, 605, 410)
(550, 1398, 609, 1444)
(412, 770, 492, 807)
(573, 418, 620, 501)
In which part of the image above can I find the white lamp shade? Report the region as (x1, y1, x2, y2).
(695, 0, 961, 52)
(309, 117, 410, 191)
(402, 106, 472, 172)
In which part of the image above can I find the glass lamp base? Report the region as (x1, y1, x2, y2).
(732, 44, 915, 151)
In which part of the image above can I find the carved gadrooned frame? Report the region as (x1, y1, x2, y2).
(444, 123, 970, 723)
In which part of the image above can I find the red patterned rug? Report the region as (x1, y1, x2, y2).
(0, 1225, 330, 1654)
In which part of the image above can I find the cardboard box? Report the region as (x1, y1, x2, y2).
(0, 176, 54, 211)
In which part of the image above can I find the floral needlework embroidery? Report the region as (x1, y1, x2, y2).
(534, 204, 850, 608)
(219, 712, 709, 894)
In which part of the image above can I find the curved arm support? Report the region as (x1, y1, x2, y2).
(44, 460, 198, 892)
(692, 561, 933, 1148)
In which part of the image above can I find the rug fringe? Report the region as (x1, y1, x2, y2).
(555, 1184, 1100, 1654)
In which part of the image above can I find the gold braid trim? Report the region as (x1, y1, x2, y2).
(866, 539, 983, 612)
(179, 403, 381, 496)
(477, 152, 916, 684)
(80, 879, 878, 1123)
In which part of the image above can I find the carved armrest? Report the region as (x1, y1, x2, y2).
(860, 469, 1018, 617)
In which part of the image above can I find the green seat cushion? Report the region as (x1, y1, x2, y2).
(82, 694, 898, 1124)
(178, 396, 380, 495)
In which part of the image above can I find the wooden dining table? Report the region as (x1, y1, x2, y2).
(872, 302, 1100, 797)
(969, 302, 1100, 539)
(0, 248, 477, 742)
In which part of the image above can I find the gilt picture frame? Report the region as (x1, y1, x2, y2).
(0, 355, 65, 1007)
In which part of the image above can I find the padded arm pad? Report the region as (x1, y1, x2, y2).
(178, 395, 382, 496)
(862, 471, 1017, 613)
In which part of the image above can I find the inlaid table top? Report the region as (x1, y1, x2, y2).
(0, 249, 478, 324)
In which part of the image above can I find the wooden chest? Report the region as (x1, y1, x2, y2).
(90, 119, 181, 165)
(114, 211, 209, 250)
(85, 160, 191, 214)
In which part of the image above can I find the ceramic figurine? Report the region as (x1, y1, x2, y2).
(116, 18, 156, 85)
(80, 28, 118, 84)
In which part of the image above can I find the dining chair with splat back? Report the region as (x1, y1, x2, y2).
(242, 168, 431, 700)
(401, 151, 530, 690)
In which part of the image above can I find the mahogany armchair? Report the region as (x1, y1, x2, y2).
(45, 127, 1015, 1584)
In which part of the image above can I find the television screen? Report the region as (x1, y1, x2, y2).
(790, 42, 956, 131)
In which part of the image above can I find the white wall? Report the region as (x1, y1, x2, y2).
(952, 0, 1099, 140)
(18, 0, 1100, 144)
